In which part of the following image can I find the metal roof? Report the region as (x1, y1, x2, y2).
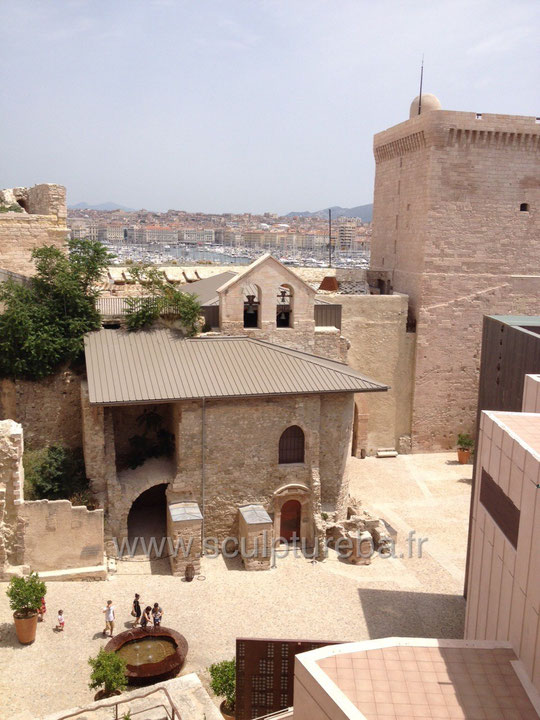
(84, 329, 388, 405)
(239, 504, 272, 525)
(180, 271, 237, 305)
(168, 502, 203, 523)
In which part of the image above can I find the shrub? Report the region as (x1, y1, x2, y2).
(125, 408, 175, 469)
(123, 264, 201, 334)
(457, 433, 474, 451)
(208, 659, 236, 712)
(23, 445, 90, 501)
(88, 648, 127, 696)
(7, 572, 46, 618)
(0, 238, 113, 380)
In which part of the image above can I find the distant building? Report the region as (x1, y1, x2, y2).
(182, 228, 215, 244)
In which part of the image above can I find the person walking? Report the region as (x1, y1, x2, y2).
(56, 609, 65, 631)
(152, 602, 163, 627)
(131, 593, 141, 627)
(103, 600, 115, 637)
(141, 606, 152, 630)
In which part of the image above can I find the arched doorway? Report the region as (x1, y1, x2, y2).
(127, 483, 168, 557)
(280, 499, 301, 542)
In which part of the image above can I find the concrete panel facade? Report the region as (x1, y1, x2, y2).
(465, 407, 540, 693)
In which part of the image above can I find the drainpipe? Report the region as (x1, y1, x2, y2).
(201, 398, 206, 548)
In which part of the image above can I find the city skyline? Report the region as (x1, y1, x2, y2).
(1, 0, 539, 214)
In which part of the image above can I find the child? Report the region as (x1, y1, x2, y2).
(37, 597, 46, 622)
(56, 610, 65, 631)
(152, 603, 163, 627)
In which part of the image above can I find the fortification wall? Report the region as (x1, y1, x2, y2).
(326, 293, 414, 454)
(0, 369, 83, 450)
(0, 184, 68, 276)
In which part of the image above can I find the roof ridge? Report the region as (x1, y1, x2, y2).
(246, 337, 380, 381)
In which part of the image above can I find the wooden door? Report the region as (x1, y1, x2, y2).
(280, 499, 301, 542)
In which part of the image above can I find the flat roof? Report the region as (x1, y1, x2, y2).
(489, 411, 540, 457)
(84, 329, 388, 405)
(299, 639, 539, 719)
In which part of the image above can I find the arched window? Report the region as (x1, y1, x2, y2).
(243, 284, 261, 328)
(520, 203, 529, 212)
(279, 425, 305, 464)
(276, 284, 293, 328)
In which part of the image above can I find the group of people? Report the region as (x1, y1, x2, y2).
(36, 595, 164, 637)
(131, 594, 164, 630)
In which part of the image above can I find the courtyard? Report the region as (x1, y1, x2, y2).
(0, 452, 472, 719)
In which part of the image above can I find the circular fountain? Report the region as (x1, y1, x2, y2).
(105, 627, 188, 685)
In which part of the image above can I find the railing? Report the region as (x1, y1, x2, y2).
(53, 685, 181, 720)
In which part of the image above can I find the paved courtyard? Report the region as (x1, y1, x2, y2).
(1, 452, 472, 719)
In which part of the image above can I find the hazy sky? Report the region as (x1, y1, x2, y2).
(1, 0, 538, 214)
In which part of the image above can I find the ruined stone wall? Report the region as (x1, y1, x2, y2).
(0, 418, 103, 574)
(371, 110, 540, 449)
(0, 184, 68, 276)
(326, 293, 415, 454)
(18, 499, 104, 572)
(170, 393, 352, 540)
(0, 369, 83, 450)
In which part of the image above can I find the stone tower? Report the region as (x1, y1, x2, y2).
(370, 97, 540, 449)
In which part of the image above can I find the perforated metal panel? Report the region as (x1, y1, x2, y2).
(235, 637, 343, 720)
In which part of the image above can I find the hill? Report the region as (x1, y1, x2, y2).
(69, 201, 134, 211)
(286, 203, 373, 222)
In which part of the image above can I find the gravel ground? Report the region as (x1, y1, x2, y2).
(1, 452, 472, 719)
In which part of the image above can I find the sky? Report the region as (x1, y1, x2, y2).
(1, 0, 538, 214)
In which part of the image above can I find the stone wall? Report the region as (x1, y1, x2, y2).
(0, 369, 83, 450)
(0, 184, 68, 276)
(326, 293, 414, 454)
(370, 109, 540, 449)
(167, 393, 353, 541)
(18, 499, 104, 572)
(218, 254, 346, 361)
(0, 418, 103, 575)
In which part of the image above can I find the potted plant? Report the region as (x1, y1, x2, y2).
(208, 659, 236, 719)
(6, 572, 46, 644)
(457, 433, 474, 464)
(88, 648, 127, 700)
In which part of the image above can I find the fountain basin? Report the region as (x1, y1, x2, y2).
(105, 626, 188, 685)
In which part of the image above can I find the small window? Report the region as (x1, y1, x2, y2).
(475, 113, 482, 120)
(279, 426, 305, 464)
(520, 203, 529, 212)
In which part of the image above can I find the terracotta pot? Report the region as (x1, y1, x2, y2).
(13, 611, 38, 644)
(220, 700, 235, 720)
(457, 449, 471, 465)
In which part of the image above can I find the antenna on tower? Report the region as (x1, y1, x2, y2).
(418, 54, 424, 115)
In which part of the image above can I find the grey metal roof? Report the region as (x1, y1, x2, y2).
(168, 502, 203, 523)
(180, 271, 237, 306)
(239, 504, 272, 525)
(84, 329, 388, 405)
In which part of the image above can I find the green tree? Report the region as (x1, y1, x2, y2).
(208, 659, 236, 713)
(124, 264, 201, 335)
(88, 648, 127, 696)
(0, 238, 113, 380)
